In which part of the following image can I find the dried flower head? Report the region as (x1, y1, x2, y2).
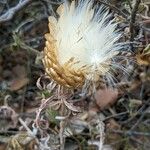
(43, 0, 124, 88)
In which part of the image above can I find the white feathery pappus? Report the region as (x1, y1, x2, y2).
(43, 0, 131, 91)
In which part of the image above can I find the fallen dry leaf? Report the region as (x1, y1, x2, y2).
(106, 119, 121, 130)
(9, 77, 29, 91)
(94, 88, 119, 110)
(136, 54, 150, 65)
(136, 44, 150, 66)
(8, 65, 29, 91)
(12, 65, 27, 78)
(0, 144, 7, 150)
(127, 80, 141, 91)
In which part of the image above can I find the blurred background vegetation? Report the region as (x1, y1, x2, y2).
(0, 0, 150, 149)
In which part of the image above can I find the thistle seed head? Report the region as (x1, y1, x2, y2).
(43, 0, 125, 88)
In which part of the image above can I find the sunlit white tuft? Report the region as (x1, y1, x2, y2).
(45, 0, 129, 89)
(54, 0, 123, 78)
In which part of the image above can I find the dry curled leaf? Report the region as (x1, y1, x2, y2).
(7, 132, 37, 150)
(94, 88, 119, 110)
(0, 106, 18, 130)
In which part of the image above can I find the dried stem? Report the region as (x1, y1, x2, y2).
(111, 130, 150, 137)
(97, 0, 128, 19)
(129, 0, 141, 41)
(98, 120, 105, 150)
(59, 120, 67, 150)
(0, 0, 32, 24)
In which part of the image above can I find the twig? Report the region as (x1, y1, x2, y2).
(0, 130, 18, 135)
(19, 117, 35, 136)
(104, 111, 129, 120)
(131, 137, 150, 148)
(138, 14, 150, 21)
(121, 98, 150, 125)
(129, 0, 141, 41)
(141, 25, 150, 32)
(111, 129, 150, 137)
(13, 33, 41, 55)
(98, 120, 105, 150)
(59, 120, 67, 150)
(0, 0, 32, 24)
(127, 0, 133, 10)
(43, 0, 63, 5)
(97, 0, 128, 19)
(130, 109, 147, 130)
